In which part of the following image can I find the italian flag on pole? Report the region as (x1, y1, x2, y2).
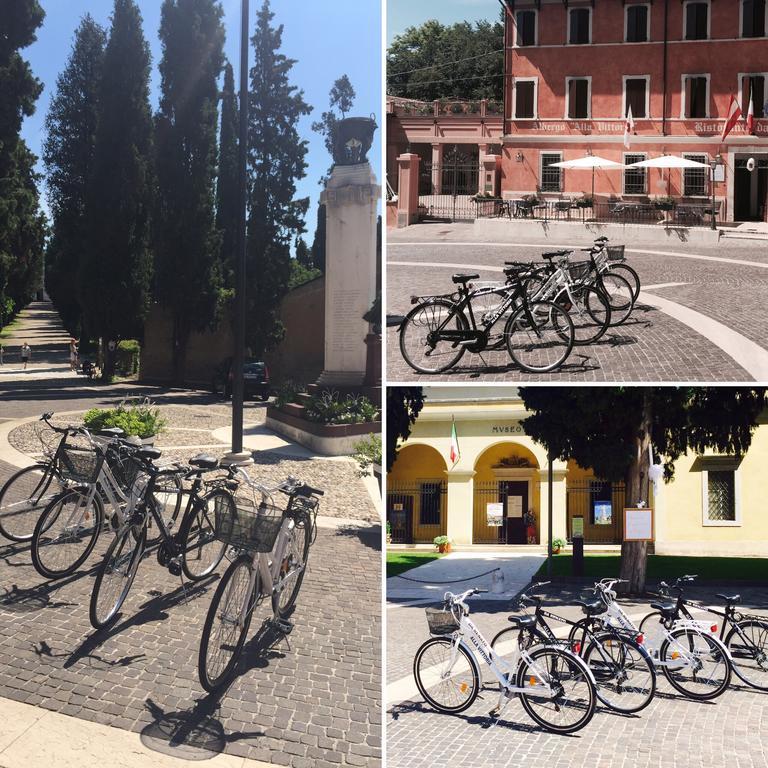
(450, 417, 460, 465)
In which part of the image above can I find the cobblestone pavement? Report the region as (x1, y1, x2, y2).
(385, 235, 767, 382)
(0, 461, 382, 767)
(386, 587, 768, 768)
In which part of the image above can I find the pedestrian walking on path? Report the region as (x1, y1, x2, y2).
(19, 342, 31, 370)
(69, 339, 79, 372)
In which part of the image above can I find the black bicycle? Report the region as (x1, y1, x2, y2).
(399, 263, 575, 374)
(641, 575, 768, 691)
(89, 452, 236, 629)
(491, 582, 656, 714)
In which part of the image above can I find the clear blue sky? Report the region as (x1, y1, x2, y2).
(387, 0, 499, 44)
(21, 0, 382, 246)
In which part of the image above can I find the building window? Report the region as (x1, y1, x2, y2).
(701, 459, 741, 526)
(626, 4, 650, 42)
(566, 77, 590, 119)
(624, 77, 649, 118)
(683, 75, 709, 118)
(624, 153, 647, 194)
(742, 0, 767, 37)
(684, 1, 709, 40)
(419, 482, 441, 526)
(514, 79, 536, 119)
(516, 9, 537, 46)
(683, 154, 708, 196)
(541, 152, 562, 193)
(741, 74, 767, 117)
(568, 8, 591, 44)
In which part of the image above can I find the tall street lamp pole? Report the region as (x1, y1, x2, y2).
(231, 0, 249, 456)
(709, 154, 721, 231)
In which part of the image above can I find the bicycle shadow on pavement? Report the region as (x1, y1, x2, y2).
(140, 695, 264, 760)
(63, 575, 217, 669)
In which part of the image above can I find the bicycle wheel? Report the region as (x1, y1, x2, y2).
(725, 619, 768, 690)
(489, 625, 549, 687)
(516, 646, 596, 734)
(399, 299, 469, 374)
(637, 611, 667, 662)
(504, 301, 574, 373)
(553, 285, 610, 346)
(272, 509, 311, 618)
(198, 554, 259, 692)
(659, 627, 732, 700)
(583, 632, 656, 713)
(31, 489, 104, 579)
(413, 637, 479, 714)
(608, 263, 640, 301)
(89, 523, 146, 629)
(598, 272, 634, 326)
(180, 487, 234, 581)
(0, 463, 65, 542)
(146, 473, 183, 547)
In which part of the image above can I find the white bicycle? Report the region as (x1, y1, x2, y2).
(197, 458, 323, 692)
(572, 577, 732, 700)
(413, 588, 597, 734)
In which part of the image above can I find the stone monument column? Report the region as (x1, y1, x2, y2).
(317, 118, 380, 387)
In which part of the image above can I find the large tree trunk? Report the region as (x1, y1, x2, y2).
(171, 316, 189, 387)
(619, 391, 652, 594)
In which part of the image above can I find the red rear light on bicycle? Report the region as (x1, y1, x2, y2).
(572, 642, 581, 654)
(711, 624, 718, 633)
(636, 633, 644, 644)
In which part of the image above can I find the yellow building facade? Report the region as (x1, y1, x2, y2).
(387, 387, 768, 557)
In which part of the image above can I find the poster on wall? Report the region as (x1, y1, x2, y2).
(572, 516, 584, 538)
(624, 508, 655, 541)
(507, 496, 523, 518)
(593, 500, 612, 525)
(487, 503, 503, 527)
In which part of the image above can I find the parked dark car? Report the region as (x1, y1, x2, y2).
(212, 358, 270, 401)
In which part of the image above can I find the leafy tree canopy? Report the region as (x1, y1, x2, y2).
(312, 74, 356, 184)
(386, 387, 425, 472)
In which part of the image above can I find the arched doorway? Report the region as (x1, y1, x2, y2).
(387, 444, 448, 544)
(473, 443, 540, 544)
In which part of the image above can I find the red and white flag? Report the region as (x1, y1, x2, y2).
(623, 106, 635, 149)
(746, 92, 755, 135)
(449, 417, 460, 465)
(720, 95, 742, 142)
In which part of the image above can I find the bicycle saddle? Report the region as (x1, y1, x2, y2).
(451, 273, 479, 284)
(137, 447, 161, 461)
(189, 454, 218, 469)
(507, 614, 537, 628)
(542, 250, 571, 260)
(576, 598, 606, 616)
(650, 601, 677, 616)
(96, 427, 125, 437)
(716, 593, 741, 605)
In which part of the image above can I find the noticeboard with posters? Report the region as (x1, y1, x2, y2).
(623, 508, 654, 542)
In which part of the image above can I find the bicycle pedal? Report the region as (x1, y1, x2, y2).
(274, 618, 293, 635)
(168, 559, 182, 577)
(488, 707, 500, 718)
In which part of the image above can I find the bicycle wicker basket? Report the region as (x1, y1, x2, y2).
(606, 245, 626, 262)
(425, 606, 460, 636)
(58, 437, 104, 484)
(567, 261, 592, 283)
(216, 500, 284, 552)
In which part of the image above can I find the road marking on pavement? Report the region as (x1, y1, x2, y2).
(388, 242, 768, 270)
(388, 260, 768, 380)
(641, 282, 689, 291)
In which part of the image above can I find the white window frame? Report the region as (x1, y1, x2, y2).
(540, 151, 563, 193)
(683, 0, 711, 40)
(680, 73, 711, 119)
(512, 77, 538, 120)
(740, 0, 768, 38)
(624, 3, 651, 42)
(622, 152, 647, 195)
(682, 152, 710, 197)
(567, 6, 592, 45)
(737, 72, 768, 117)
(514, 8, 539, 47)
(622, 75, 651, 119)
(700, 459, 742, 527)
(565, 76, 592, 120)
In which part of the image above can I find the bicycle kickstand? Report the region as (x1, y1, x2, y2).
(488, 685, 514, 725)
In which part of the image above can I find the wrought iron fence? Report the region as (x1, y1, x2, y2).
(473, 481, 537, 545)
(566, 481, 626, 544)
(419, 158, 480, 222)
(387, 481, 447, 544)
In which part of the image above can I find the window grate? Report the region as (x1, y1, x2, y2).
(419, 482, 442, 526)
(683, 154, 708, 196)
(624, 154, 646, 194)
(541, 153, 562, 193)
(707, 470, 735, 521)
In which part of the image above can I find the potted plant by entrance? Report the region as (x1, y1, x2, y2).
(434, 535, 453, 554)
(552, 537, 566, 555)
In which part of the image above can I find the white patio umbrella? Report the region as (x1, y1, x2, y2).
(626, 155, 711, 197)
(549, 155, 626, 200)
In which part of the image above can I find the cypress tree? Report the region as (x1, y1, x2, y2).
(216, 61, 239, 291)
(43, 15, 106, 337)
(310, 201, 326, 273)
(81, 0, 154, 380)
(245, 0, 313, 357)
(154, 0, 225, 384)
(0, 0, 46, 325)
